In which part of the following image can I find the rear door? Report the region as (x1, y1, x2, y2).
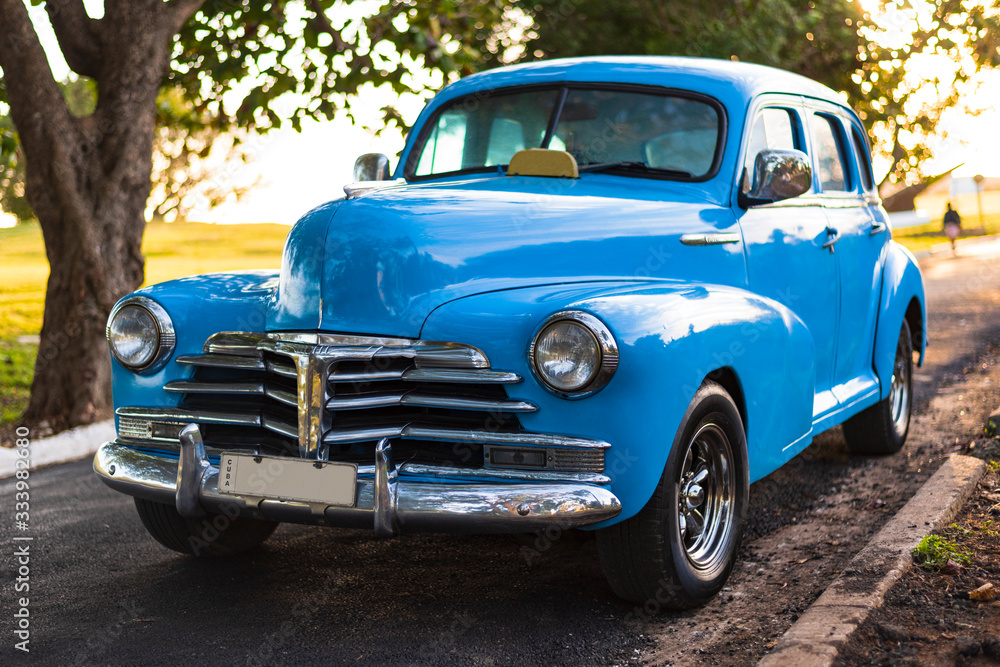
(805, 108, 887, 409)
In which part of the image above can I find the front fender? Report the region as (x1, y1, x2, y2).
(420, 281, 815, 525)
(109, 271, 280, 415)
(874, 241, 926, 399)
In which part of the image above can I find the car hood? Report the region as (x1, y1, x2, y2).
(269, 176, 738, 337)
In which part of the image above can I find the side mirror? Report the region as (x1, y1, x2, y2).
(353, 153, 392, 182)
(739, 149, 812, 208)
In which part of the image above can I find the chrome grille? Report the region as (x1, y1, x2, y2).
(117, 332, 608, 477)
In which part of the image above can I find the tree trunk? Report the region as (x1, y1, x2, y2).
(0, 0, 200, 433)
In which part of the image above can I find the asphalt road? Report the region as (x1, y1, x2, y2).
(4, 240, 1000, 667)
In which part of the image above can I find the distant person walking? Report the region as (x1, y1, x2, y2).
(943, 202, 961, 255)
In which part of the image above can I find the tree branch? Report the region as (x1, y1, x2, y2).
(306, 0, 349, 52)
(0, 0, 74, 152)
(44, 0, 102, 78)
(165, 0, 208, 34)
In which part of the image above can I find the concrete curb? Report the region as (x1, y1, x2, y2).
(0, 419, 113, 479)
(758, 454, 987, 667)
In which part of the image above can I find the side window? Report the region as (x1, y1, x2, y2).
(743, 107, 799, 192)
(811, 114, 849, 192)
(851, 125, 875, 192)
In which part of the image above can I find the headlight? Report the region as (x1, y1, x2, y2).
(529, 311, 618, 397)
(106, 297, 175, 373)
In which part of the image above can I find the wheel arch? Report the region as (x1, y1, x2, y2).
(874, 241, 927, 398)
(705, 367, 748, 439)
(904, 296, 925, 367)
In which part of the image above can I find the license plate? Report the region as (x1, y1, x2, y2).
(218, 453, 357, 507)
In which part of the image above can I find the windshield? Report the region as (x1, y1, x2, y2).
(407, 85, 722, 180)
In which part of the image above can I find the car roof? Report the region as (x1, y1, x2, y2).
(437, 56, 845, 109)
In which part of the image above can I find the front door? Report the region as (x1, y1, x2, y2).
(737, 105, 840, 412)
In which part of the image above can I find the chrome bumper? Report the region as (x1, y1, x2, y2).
(93, 427, 622, 536)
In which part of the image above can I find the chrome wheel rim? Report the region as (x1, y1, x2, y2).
(888, 333, 911, 435)
(676, 422, 735, 571)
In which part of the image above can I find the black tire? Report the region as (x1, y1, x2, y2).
(134, 498, 278, 557)
(842, 323, 913, 455)
(597, 381, 748, 609)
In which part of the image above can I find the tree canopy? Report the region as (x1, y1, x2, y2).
(0, 0, 512, 431)
(512, 0, 1000, 188)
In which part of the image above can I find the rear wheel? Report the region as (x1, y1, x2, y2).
(843, 323, 913, 455)
(134, 498, 278, 557)
(597, 382, 748, 608)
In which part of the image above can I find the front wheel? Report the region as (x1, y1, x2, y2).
(842, 323, 913, 455)
(597, 381, 748, 608)
(134, 498, 278, 557)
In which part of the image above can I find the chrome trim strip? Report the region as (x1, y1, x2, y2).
(116, 407, 260, 427)
(326, 368, 523, 384)
(324, 426, 402, 444)
(163, 380, 296, 407)
(398, 462, 610, 484)
(403, 394, 535, 412)
(266, 360, 297, 378)
(202, 331, 491, 369)
(113, 437, 280, 460)
(322, 423, 610, 449)
(401, 369, 522, 384)
(203, 332, 270, 355)
(324, 392, 536, 413)
(405, 426, 610, 449)
(679, 232, 742, 246)
(329, 369, 406, 382)
(264, 387, 297, 407)
(261, 416, 298, 439)
(176, 354, 266, 371)
(164, 380, 265, 395)
(94, 442, 622, 533)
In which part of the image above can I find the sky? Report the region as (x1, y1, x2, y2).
(3, 0, 999, 228)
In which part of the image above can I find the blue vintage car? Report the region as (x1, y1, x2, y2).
(96, 56, 926, 608)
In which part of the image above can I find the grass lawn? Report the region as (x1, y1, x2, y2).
(891, 211, 1000, 255)
(0, 220, 289, 427)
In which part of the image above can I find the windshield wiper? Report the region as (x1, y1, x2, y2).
(577, 161, 692, 178)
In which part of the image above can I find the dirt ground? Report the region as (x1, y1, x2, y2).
(832, 340, 1000, 667)
(837, 457, 1000, 666)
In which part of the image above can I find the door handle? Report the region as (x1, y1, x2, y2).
(869, 221, 887, 235)
(822, 227, 840, 253)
